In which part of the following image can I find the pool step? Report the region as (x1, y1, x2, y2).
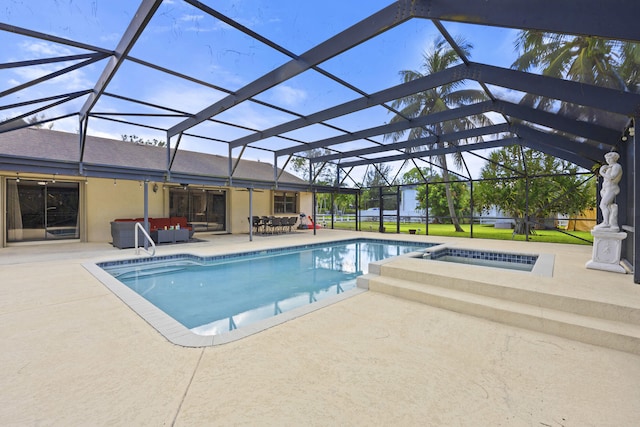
(104, 259, 205, 279)
(110, 265, 188, 279)
(358, 274, 640, 356)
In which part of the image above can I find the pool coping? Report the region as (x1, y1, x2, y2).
(83, 238, 429, 347)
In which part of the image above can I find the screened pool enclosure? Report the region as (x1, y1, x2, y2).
(0, 0, 639, 281)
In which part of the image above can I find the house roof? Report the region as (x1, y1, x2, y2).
(0, 127, 307, 189)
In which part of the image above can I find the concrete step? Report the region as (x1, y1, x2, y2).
(365, 263, 640, 327)
(360, 274, 640, 356)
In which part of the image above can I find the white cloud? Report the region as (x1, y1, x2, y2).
(486, 85, 526, 103)
(10, 61, 93, 92)
(179, 14, 205, 22)
(220, 102, 287, 130)
(146, 83, 226, 113)
(21, 40, 74, 57)
(7, 41, 94, 91)
(99, 32, 121, 43)
(269, 85, 307, 107)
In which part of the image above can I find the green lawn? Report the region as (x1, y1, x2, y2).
(326, 221, 593, 245)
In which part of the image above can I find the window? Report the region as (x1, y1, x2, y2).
(274, 191, 298, 214)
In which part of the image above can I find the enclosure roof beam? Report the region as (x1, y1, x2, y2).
(511, 124, 607, 164)
(311, 123, 511, 163)
(0, 90, 91, 128)
(277, 101, 493, 156)
(414, 0, 640, 43)
(0, 53, 104, 70)
(0, 23, 112, 54)
(336, 120, 604, 170)
(239, 62, 638, 155)
(0, 54, 107, 99)
(168, 1, 418, 139)
(0, 113, 77, 135)
(289, 98, 619, 161)
(0, 90, 92, 113)
(337, 137, 521, 168)
(231, 63, 470, 149)
(79, 0, 163, 121)
(466, 62, 640, 117)
(493, 100, 621, 146)
(519, 138, 593, 170)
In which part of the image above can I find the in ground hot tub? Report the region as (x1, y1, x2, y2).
(419, 245, 554, 276)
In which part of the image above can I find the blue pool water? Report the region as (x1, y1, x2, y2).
(99, 239, 432, 336)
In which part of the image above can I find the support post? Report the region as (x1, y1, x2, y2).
(355, 192, 359, 231)
(632, 118, 639, 283)
(273, 152, 278, 189)
(166, 131, 172, 181)
(379, 186, 384, 232)
(78, 116, 87, 174)
(331, 192, 335, 229)
(425, 182, 429, 236)
(143, 180, 149, 250)
(470, 180, 474, 238)
(525, 177, 530, 241)
(229, 145, 234, 186)
(396, 186, 400, 233)
(249, 187, 253, 242)
(313, 189, 317, 236)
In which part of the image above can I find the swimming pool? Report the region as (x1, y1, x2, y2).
(89, 239, 433, 346)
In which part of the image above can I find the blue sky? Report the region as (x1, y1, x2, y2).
(1, 0, 523, 180)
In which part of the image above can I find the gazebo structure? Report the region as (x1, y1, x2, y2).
(0, 0, 639, 281)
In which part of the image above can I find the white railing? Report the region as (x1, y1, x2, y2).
(134, 222, 156, 257)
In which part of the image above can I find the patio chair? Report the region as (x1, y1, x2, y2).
(262, 216, 274, 234)
(270, 217, 282, 234)
(249, 216, 263, 234)
(287, 216, 297, 232)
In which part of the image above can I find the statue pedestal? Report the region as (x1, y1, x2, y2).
(585, 229, 627, 274)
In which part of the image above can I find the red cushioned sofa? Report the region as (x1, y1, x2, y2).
(110, 217, 194, 248)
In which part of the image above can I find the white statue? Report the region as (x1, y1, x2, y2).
(594, 151, 622, 232)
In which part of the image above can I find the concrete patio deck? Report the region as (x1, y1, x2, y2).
(1, 230, 639, 426)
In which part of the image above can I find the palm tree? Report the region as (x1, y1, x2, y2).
(512, 31, 640, 127)
(619, 41, 640, 93)
(386, 36, 491, 232)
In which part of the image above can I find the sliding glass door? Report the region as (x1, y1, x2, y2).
(6, 179, 80, 242)
(169, 188, 226, 232)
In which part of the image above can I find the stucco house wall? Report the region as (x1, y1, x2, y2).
(85, 178, 166, 243)
(1, 173, 313, 245)
(0, 128, 313, 246)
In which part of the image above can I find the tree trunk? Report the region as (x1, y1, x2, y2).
(513, 216, 535, 235)
(514, 218, 527, 235)
(440, 156, 464, 232)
